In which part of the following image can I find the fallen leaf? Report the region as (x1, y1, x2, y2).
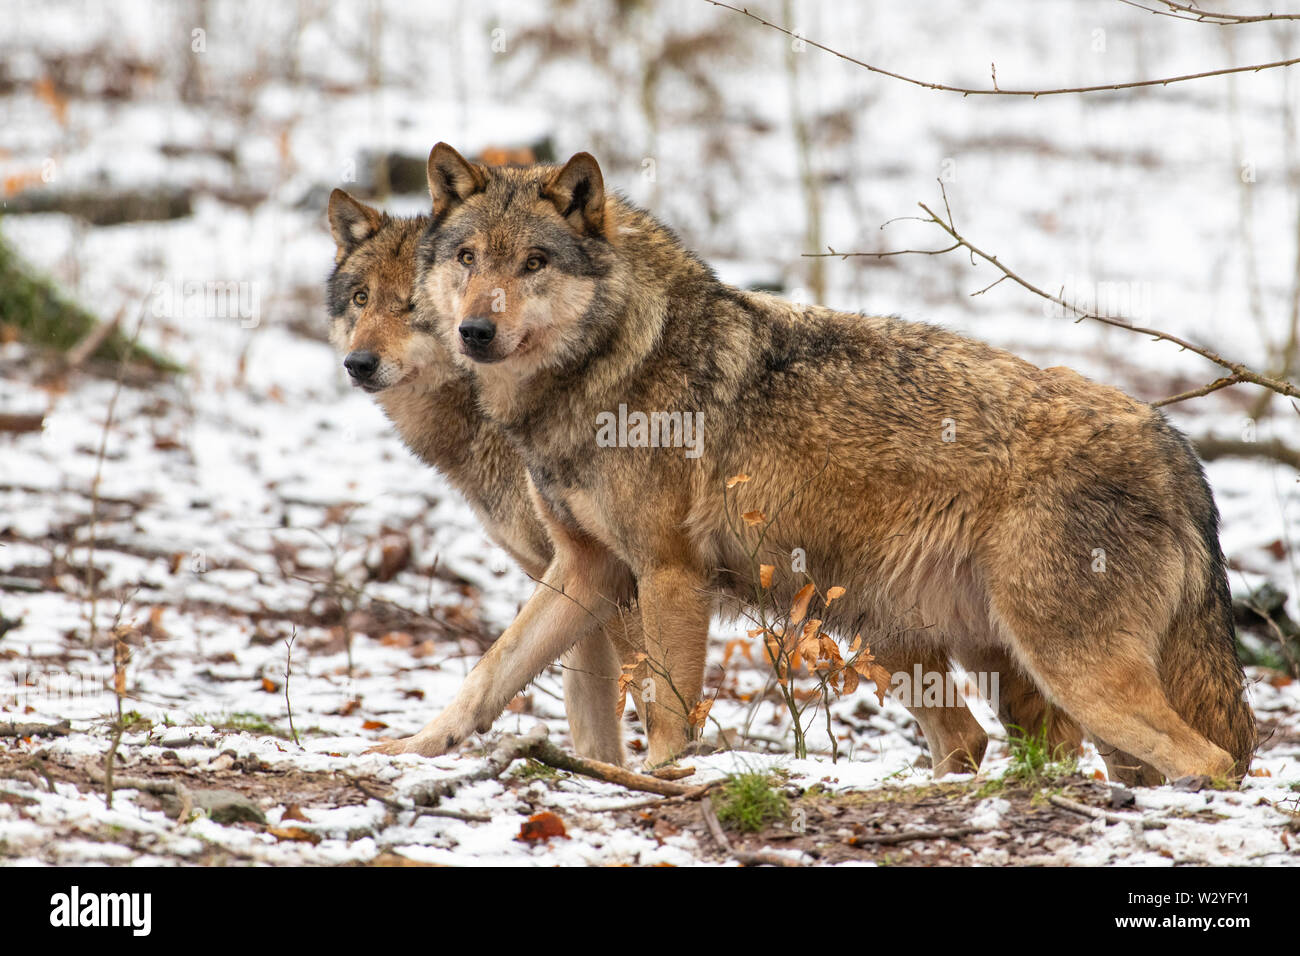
(268, 826, 320, 844)
(261, 677, 280, 693)
(517, 811, 568, 843)
(362, 719, 388, 730)
(281, 804, 310, 822)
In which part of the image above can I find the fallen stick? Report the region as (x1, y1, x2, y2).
(521, 738, 703, 798)
(700, 796, 732, 852)
(1049, 793, 1167, 830)
(400, 725, 551, 806)
(84, 767, 194, 823)
(0, 720, 71, 738)
(0, 413, 45, 434)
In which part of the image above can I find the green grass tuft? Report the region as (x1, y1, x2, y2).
(712, 771, 789, 833)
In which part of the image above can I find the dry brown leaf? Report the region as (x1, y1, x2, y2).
(726, 473, 751, 488)
(517, 811, 568, 843)
(268, 826, 320, 844)
(687, 698, 714, 729)
(789, 583, 816, 625)
(741, 510, 766, 526)
(281, 804, 310, 822)
(759, 564, 774, 588)
(361, 719, 388, 730)
(825, 586, 846, 606)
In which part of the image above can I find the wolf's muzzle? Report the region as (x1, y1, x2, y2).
(344, 350, 380, 384)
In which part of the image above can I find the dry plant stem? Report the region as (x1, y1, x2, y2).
(1116, 0, 1300, 24)
(705, 1, 1300, 95)
(283, 629, 300, 747)
(1049, 793, 1168, 830)
(85, 304, 148, 644)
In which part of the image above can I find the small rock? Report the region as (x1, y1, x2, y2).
(1109, 785, 1135, 809)
(1172, 775, 1212, 792)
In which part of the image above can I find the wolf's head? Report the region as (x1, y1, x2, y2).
(415, 144, 617, 375)
(326, 190, 455, 393)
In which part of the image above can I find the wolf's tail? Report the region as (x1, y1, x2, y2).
(1157, 423, 1257, 777)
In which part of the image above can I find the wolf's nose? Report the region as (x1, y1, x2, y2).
(344, 350, 380, 381)
(459, 317, 496, 347)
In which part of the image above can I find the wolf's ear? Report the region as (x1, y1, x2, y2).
(328, 189, 382, 253)
(427, 143, 486, 218)
(545, 152, 605, 237)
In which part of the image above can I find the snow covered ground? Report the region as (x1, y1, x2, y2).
(1, 0, 1299, 865)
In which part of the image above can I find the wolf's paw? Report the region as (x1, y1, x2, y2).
(366, 730, 464, 758)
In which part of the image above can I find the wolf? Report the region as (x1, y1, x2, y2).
(395, 143, 1257, 784)
(326, 189, 629, 765)
(327, 189, 1092, 778)
(326, 189, 1078, 776)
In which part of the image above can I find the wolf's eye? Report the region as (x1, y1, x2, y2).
(352, 290, 368, 306)
(524, 255, 547, 273)
(457, 249, 475, 267)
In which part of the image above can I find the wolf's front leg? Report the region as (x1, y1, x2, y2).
(370, 545, 628, 758)
(635, 563, 712, 767)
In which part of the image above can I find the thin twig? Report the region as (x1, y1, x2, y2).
(1116, 0, 1300, 24)
(283, 628, 301, 747)
(85, 301, 148, 644)
(705, 1, 1300, 96)
(1152, 375, 1246, 406)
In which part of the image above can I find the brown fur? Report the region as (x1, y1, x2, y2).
(389, 145, 1255, 783)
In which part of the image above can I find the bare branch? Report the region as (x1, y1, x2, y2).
(826, 196, 1300, 404)
(704, 1, 1300, 96)
(1116, 0, 1300, 24)
(1152, 375, 1246, 406)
